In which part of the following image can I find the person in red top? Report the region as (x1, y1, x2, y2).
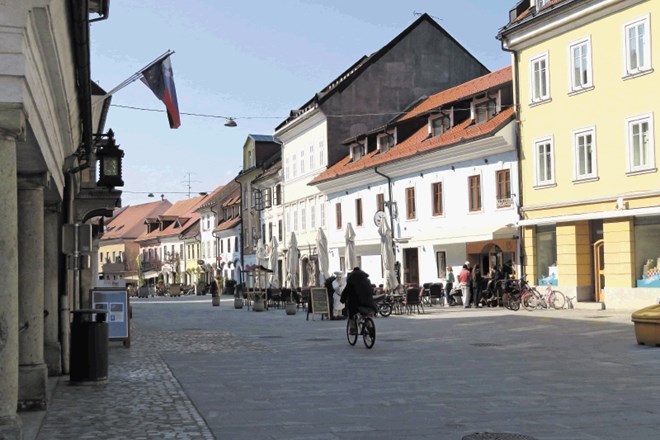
(457, 262, 472, 308)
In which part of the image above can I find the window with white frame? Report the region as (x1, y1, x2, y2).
(624, 16, 651, 76)
(318, 140, 324, 166)
(535, 137, 555, 186)
(569, 38, 592, 91)
(319, 198, 326, 228)
(300, 150, 305, 174)
(430, 113, 452, 136)
(626, 113, 655, 173)
(284, 158, 289, 181)
(292, 153, 297, 178)
(310, 200, 316, 229)
(309, 144, 315, 170)
(301, 205, 306, 231)
(377, 132, 395, 153)
(293, 207, 298, 231)
(530, 53, 550, 103)
(573, 127, 597, 180)
(285, 210, 290, 234)
(351, 143, 365, 161)
(473, 95, 498, 123)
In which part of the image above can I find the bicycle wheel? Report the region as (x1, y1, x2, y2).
(378, 303, 392, 317)
(346, 317, 358, 345)
(522, 292, 538, 311)
(362, 317, 376, 349)
(550, 290, 566, 309)
(502, 292, 512, 310)
(508, 294, 520, 311)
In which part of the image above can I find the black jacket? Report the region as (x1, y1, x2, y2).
(341, 268, 376, 314)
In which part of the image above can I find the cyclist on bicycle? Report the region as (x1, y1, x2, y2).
(340, 267, 377, 334)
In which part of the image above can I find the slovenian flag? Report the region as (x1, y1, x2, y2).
(140, 55, 181, 129)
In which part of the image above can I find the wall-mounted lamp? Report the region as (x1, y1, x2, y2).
(451, 165, 455, 171)
(95, 129, 124, 187)
(224, 118, 237, 127)
(420, 172, 424, 177)
(484, 158, 489, 164)
(148, 193, 154, 198)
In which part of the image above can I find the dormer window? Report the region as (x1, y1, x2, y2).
(377, 131, 395, 153)
(350, 142, 366, 161)
(472, 92, 500, 124)
(429, 111, 452, 137)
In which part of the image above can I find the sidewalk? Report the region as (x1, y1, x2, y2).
(20, 296, 649, 440)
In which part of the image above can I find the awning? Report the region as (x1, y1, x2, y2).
(142, 270, 159, 279)
(492, 225, 519, 240)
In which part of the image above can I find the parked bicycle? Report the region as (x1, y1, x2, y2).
(346, 308, 376, 349)
(523, 283, 567, 311)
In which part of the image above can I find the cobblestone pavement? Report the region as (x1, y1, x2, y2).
(25, 297, 658, 440)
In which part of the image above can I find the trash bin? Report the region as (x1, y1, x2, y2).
(631, 304, 660, 346)
(70, 309, 109, 382)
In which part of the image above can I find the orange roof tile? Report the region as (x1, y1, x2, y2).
(399, 67, 512, 121)
(214, 216, 240, 233)
(135, 195, 208, 243)
(101, 200, 172, 241)
(311, 107, 515, 184)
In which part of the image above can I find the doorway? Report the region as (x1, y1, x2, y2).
(593, 239, 605, 302)
(403, 247, 419, 285)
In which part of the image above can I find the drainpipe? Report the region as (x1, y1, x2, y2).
(374, 166, 397, 258)
(499, 35, 524, 275)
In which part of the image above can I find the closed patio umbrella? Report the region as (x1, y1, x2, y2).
(345, 222, 357, 271)
(256, 238, 267, 268)
(316, 228, 329, 286)
(269, 235, 279, 288)
(379, 218, 398, 293)
(287, 232, 299, 289)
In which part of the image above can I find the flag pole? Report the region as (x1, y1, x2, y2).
(104, 50, 175, 97)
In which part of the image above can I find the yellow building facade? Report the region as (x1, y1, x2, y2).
(499, 0, 660, 309)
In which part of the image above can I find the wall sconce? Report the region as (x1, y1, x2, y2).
(451, 165, 455, 171)
(95, 129, 124, 187)
(420, 172, 424, 177)
(484, 158, 489, 164)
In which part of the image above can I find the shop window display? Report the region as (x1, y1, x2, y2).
(635, 216, 660, 288)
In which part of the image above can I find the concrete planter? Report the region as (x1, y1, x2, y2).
(253, 299, 265, 312)
(211, 296, 220, 307)
(234, 298, 244, 309)
(285, 302, 297, 315)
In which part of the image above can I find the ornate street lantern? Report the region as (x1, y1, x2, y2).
(96, 129, 124, 187)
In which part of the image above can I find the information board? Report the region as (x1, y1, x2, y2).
(308, 287, 330, 320)
(91, 288, 130, 346)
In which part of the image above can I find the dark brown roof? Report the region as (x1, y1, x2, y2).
(276, 13, 488, 131)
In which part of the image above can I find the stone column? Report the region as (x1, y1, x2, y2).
(17, 176, 48, 411)
(43, 205, 62, 376)
(0, 136, 20, 437)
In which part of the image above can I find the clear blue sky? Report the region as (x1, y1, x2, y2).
(90, 0, 512, 206)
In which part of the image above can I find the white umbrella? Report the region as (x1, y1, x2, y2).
(255, 238, 267, 268)
(379, 218, 398, 293)
(287, 232, 299, 289)
(316, 228, 329, 286)
(269, 235, 279, 288)
(345, 222, 357, 271)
